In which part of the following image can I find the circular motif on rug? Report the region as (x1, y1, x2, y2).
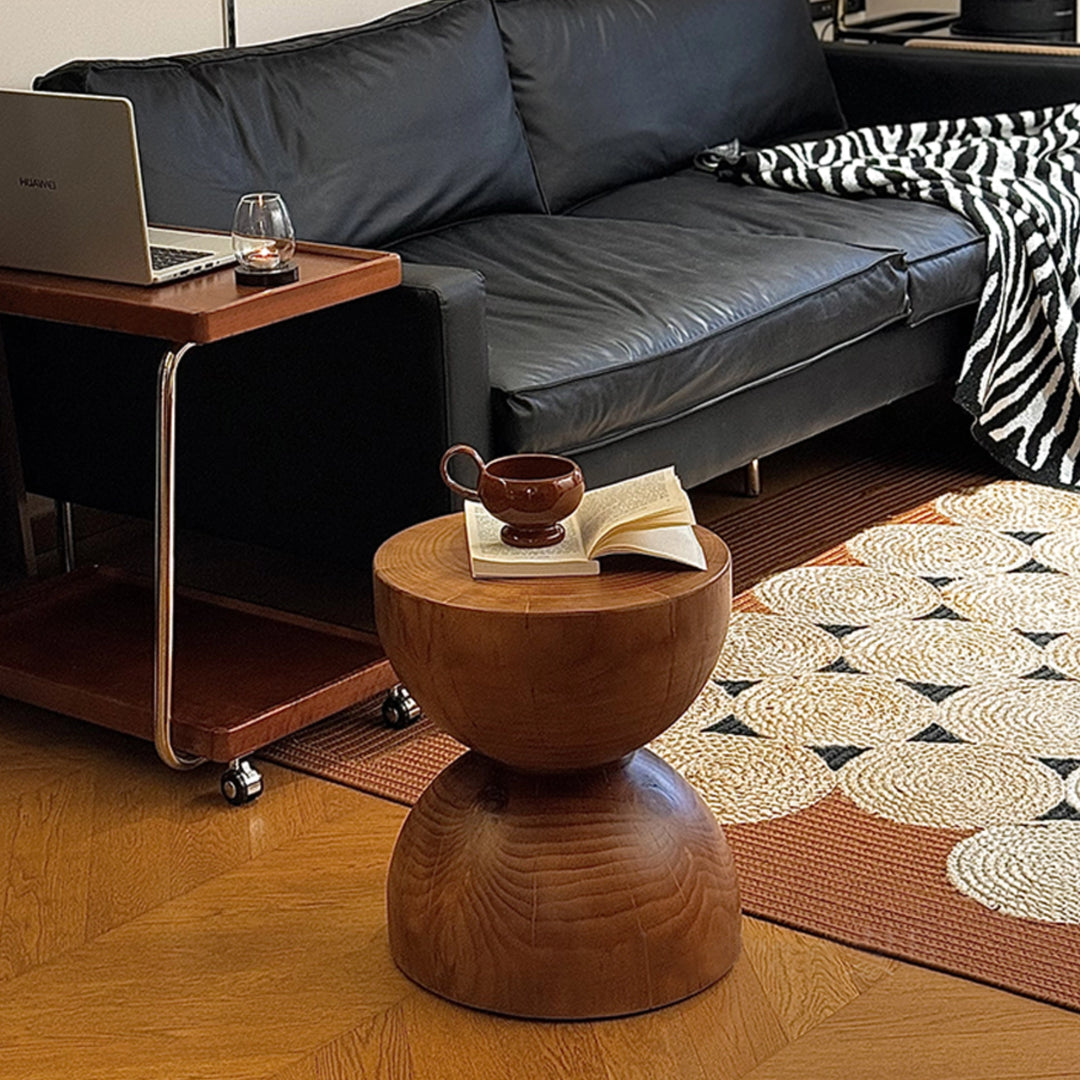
(838, 743, 1063, 828)
(1067, 768, 1080, 812)
(938, 679, 1080, 756)
(1043, 633, 1080, 680)
(652, 684, 737, 772)
(937, 481, 1080, 531)
(941, 575, 1080, 633)
(846, 523, 1031, 577)
(665, 681, 737, 744)
(947, 823, 1080, 924)
(754, 565, 941, 624)
(649, 729, 836, 824)
(712, 612, 841, 679)
(842, 618, 1043, 684)
(1032, 526, 1080, 576)
(733, 673, 937, 745)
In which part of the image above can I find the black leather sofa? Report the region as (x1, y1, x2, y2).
(6, 0, 1080, 563)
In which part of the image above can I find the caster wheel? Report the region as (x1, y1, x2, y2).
(383, 685, 422, 729)
(220, 760, 264, 806)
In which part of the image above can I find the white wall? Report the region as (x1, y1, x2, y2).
(1, 0, 222, 88)
(236, 0, 417, 45)
(0, 0, 420, 91)
(0, 0, 963, 94)
(872, 0, 958, 14)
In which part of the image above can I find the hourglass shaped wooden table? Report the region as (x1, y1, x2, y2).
(373, 514, 740, 1020)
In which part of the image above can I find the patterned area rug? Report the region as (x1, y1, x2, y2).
(261, 478, 1080, 1012)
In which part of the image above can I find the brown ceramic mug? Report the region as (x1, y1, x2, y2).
(440, 444, 585, 548)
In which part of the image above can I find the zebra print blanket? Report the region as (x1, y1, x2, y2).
(703, 106, 1080, 489)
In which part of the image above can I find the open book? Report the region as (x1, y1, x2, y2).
(463, 466, 707, 578)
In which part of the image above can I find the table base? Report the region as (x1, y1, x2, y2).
(387, 748, 741, 1020)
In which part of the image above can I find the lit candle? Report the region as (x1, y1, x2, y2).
(246, 244, 279, 270)
(232, 193, 297, 284)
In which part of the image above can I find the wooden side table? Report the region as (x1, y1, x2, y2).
(0, 243, 401, 800)
(373, 515, 740, 1019)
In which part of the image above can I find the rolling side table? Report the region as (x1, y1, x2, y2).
(373, 515, 741, 1019)
(0, 242, 401, 801)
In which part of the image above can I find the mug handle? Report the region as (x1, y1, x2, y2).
(440, 444, 486, 501)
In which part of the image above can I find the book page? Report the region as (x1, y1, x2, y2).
(463, 501, 598, 576)
(593, 525, 707, 569)
(577, 467, 694, 555)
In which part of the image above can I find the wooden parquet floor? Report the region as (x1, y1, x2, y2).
(2, 696, 1080, 1080)
(4, 389, 1080, 1078)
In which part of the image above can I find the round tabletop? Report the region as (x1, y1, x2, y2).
(373, 514, 732, 771)
(373, 514, 731, 614)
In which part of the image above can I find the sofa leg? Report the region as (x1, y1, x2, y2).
(743, 459, 761, 497)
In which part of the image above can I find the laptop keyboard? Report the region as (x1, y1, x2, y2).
(150, 245, 215, 270)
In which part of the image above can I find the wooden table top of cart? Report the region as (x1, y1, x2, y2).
(0, 242, 400, 343)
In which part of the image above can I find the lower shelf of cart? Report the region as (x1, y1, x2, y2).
(0, 566, 395, 762)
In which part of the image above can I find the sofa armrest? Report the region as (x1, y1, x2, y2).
(401, 262, 492, 463)
(824, 41, 1080, 129)
(2, 261, 490, 561)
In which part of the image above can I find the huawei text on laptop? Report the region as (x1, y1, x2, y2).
(0, 89, 235, 285)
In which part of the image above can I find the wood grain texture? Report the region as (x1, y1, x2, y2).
(387, 749, 741, 1019)
(740, 919, 898, 1040)
(374, 516, 731, 771)
(0, 699, 361, 973)
(375, 516, 737, 1018)
(0, 767, 95, 981)
(742, 963, 1080, 1080)
(0, 696, 1079, 1079)
(0, 242, 400, 343)
(2, 408, 1079, 1077)
(0, 568, 395, 760)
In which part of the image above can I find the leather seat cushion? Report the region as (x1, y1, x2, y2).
(572, 170, 986, 325)
(398, 215, 910, 455)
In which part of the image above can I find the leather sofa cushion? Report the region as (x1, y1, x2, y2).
(572, 170, 986, 325)
(35, 0, 543, 247)
(494, 0, 845, 213)
(397, 215, 909, 455)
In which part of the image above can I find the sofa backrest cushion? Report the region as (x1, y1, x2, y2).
(495, 0, 846, 212)
(35, 0, 544, 247)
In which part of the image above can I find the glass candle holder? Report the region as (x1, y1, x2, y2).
(231, 192, 298, 286)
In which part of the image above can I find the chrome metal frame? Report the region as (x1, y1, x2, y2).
(832, 0, 846, 37)
(744, 459, 762, 498)
(221, 0, 237, 48)
(54, 499, 75, 572)
(154, 342, 205, 770)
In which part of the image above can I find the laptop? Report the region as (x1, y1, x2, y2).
(0, 89, 235, 285)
